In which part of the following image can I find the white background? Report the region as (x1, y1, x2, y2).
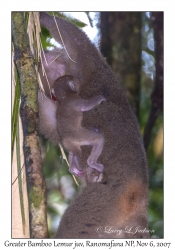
(0, 1, 174, 249)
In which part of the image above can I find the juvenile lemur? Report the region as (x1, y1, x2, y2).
(52, 75, 105, 178)
(38, 12, 149, 238)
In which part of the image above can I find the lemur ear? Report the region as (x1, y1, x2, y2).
(68, 80, 76, 91)
(68, 79, 80, 92)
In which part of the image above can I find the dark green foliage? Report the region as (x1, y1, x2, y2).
(40, 26, 53, 49)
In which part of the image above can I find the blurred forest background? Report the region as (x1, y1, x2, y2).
(39, 12, 163, 238)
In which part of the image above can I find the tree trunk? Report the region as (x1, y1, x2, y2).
(100, 12, 141, 118)
(143, 12, 163, 150)
(12, 12, 48, 238)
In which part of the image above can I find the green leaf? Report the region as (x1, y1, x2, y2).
(12, 66, 21, 156)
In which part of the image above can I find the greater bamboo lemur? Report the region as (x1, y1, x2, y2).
(38, 12, 149, 238)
